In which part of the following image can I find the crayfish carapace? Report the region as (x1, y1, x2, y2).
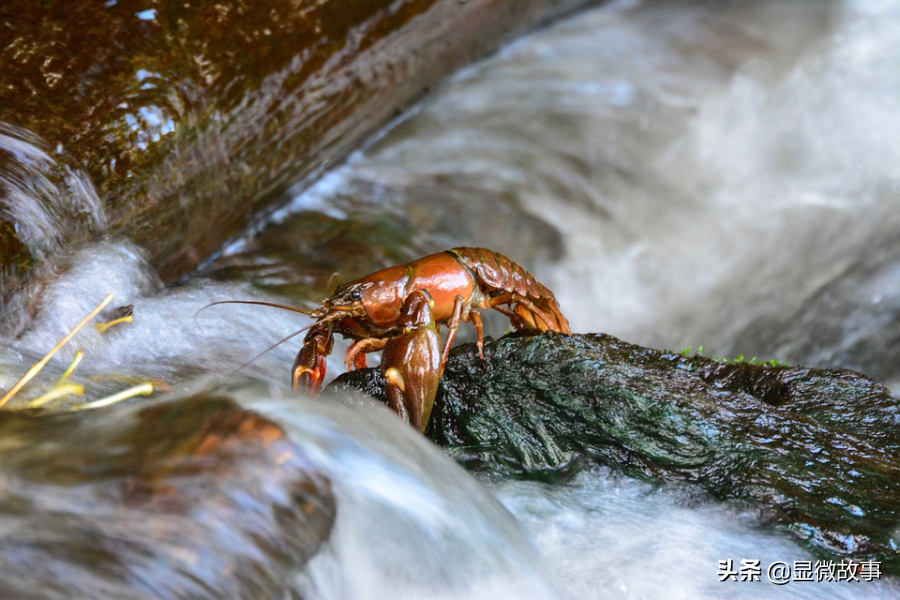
(291, 247, 571, 432)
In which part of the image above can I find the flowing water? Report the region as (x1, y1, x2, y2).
(212, 0, 900, 385)
(2, 0, 900, 598)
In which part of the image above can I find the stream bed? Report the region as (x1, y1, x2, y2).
(2, 0, 900, 598)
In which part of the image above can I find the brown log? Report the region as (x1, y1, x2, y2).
(0, 0, 599, 296)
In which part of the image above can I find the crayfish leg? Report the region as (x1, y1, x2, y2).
(491, 303, 528, 331)
(441, 294, 465, 369)
(512, 297, 557, 331)
(489, 293, 557, 332)
(345, 337, 389, 371)
(469, 310, 485, 360)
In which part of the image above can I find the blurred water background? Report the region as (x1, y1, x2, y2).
(2, 0, 899, 597)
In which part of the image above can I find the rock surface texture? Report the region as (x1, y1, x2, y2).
(328, 333, 900, 572)
(0, 396, 335, 600)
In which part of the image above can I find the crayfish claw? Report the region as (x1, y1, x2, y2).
(382, 290, 442, 433)
(292, 363, 325, 395)
(292, 322, 334, 394)
(383, 367, 411, 424)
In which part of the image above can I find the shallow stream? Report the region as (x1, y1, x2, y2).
(2, 0, 900, 597)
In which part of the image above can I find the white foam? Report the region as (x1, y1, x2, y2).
(5, 241, 334, 392)
(494, 469, 900, 600)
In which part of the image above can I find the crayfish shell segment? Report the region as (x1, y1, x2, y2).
(449, 247, 504, 289)
(448, 247, 571, 334)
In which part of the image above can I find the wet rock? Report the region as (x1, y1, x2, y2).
(328, 332, 900, 571)
(0, 217, 32, 283)
(0, 0, 598, 296)
(0, 395, 335, 600)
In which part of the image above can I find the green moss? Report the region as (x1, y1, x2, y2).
(675, 344, 787, 367)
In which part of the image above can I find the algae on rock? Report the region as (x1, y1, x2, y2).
(327, 332, 900, 572)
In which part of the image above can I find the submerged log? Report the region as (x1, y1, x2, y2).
(0, 0, 598, 297)
(327, 332, 900, 572)
(0, 395, 335, 600)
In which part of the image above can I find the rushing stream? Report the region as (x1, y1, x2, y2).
(211, 0, 900, 386)
(2, 0, 900, 598)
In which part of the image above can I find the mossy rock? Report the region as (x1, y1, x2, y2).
(327, 332, 900, 572)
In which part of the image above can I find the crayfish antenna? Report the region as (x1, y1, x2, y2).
(195, 299, 345, 380)
(195, 299, 317, 320)
(226, 322, 316, 380)
(217, 310, 344, 380)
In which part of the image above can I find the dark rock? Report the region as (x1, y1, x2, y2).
(0, 395, 335, 600)
(0, 217, 32, 284)
(327, 332, 900, 571)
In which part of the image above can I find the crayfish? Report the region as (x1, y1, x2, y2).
(291, 247, 570, 432)
(214, 248, 570, 432)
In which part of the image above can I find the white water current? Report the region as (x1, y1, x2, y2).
(2, 0, 899, 598)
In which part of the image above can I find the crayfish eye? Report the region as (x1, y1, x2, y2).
(350, 291, 362, 301)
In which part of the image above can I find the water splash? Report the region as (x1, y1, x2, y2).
(0, 123, 107, 260)
(1, 241, 332, 400)
(246, 389, 566, 600)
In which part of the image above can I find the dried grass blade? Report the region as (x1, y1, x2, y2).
(30, 383, 85, 408)
(71, 382, 154, 411)
(0, 294, 113, 409)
